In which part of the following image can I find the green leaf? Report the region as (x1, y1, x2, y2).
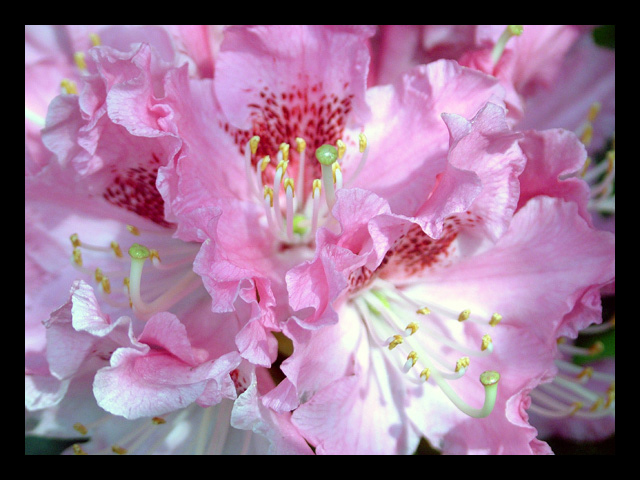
(593, 25, 615, 49)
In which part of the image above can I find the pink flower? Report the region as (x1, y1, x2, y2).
(278, 79, 614, 453)
(26, 25, 615, 455)
(25, 25, 309, 454)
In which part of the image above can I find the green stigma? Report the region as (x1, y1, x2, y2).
(128, 243, 151, 260)
(315, 144, 338, 165)
(480, 371, 501, 387)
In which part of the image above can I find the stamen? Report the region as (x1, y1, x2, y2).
(127, 243, 201, 320)
(74, 52, 87, 71)
(332, 162, 343, 190)
(73, 423, 88, 435)
(491, 25, 523, 64)
(273, 160, 289, 231)
(336, 139, 346, 160)
(284, 178, 295, 241)
(127, 225, 141, 236)
(60, 78, 78, 95)
(404, 322, 419, 336)
(89, 32, 101, 47)
(481, 334, 493, 352)
(255, 156, 270, 194)
(458, 309, 471, 322)
(72, 444, 89, 455)
(316, 144, 338, 211)
(245, 137, 260, 197)
(344, 133, 369, 188)
(403, 351, 419, 372)
(489, 313, 502, 327)
(279, 142, 290, 162)
(295, 137, 307, 202)
(455, 357, 470, 373)
(416, 307, 431, 315)
(311, 179, 322, 237)
(387, 334, 403, 350)
(72, 247, 83, 267)
(111, 445, 128, 455)
(263, 186, 277, 234)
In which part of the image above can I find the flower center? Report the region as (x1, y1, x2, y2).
(352, 281, 502, 419)
(242, 133, 369, 246)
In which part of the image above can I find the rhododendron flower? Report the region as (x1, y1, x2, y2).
(26, 25, 615, 455)
(25, 25, 310, 455)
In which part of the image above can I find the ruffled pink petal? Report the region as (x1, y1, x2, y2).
(93, 312, 240, 419)
(231, 368, 314, 455)
(517, 128, 592, 224)
(215, 25, 374, 131)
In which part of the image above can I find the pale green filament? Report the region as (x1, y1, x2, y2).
(491, 25, 524, 64)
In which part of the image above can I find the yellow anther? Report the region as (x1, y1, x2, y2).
(569, 402, 583, 416)
(388, 334, 403, 350)
(336, 139, 346, 159)
(605, 390, 615, 408)
(588, 341, 605, 355)
(74, 51, 87, 71)
(127, 225, 141, 236)
(101, 276, 111, 295)
(276, 160, 289, 179)
(455, 357, 470, 373)
(249, 136, 260, 155)
(358, 133, 367, 153)
(72, 443, 88, 455)
(588, 102, 602, 123)
(110, 241, 123, 258)
(111, 445, 128, 455)
(416, 307, 431, 315)
(580, 157, 592, 178)
(89, 33, 101, 47)
(458, 309, 471, 322)
(577, 366, 594, 381)
(332, 161, 341, 183)
(606, 150, 615, 173)
(260, 156, 270, 171)
(284, 177, 295, 197)
(149, 249, 161, 262)
(152, 417, 166, 425)
(279, 143, 290, 162)
(481, 334, 493, 352)
(406, 351, 418, 368)
(123, 277, 130, 288)
(73, 423, 88, 435)
(295, 137, 307, 153)
(589, 397, 604, 412)
(405, 322, 419, 335)
(312, 179, 322, 198)
(264, 186, 274, 207)
(420, 368, 431, 382)
(580, 124, 594, 146)
(72, 248, 83, 267)
(60, 79, 78, 95)
(489, 313, 502, 327)
(556, 337, 567, 345)
(70, 233, 81, 248)
(94, 268, 104, 283)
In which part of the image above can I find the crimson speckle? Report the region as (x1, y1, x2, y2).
(102, 154, 174, 228)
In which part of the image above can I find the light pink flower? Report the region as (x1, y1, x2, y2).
(25, 25, 309, 454)
(278, 84, 614, 453)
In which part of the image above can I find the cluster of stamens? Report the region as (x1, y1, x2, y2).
(243, 133, 369, 245)
(354, 283, 502, 419)
(529, 319, 615, 420)
(577, 102, 615, 216)
(69, 225, 201, 321)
